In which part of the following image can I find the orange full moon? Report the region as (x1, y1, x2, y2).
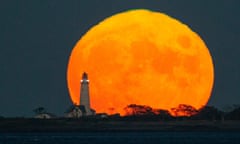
(67, 9, 214, 115)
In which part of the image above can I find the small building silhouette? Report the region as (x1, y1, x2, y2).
(65, 105, 86, 118)
(33, 107, 56, 119)
(34, 113, 56, 119)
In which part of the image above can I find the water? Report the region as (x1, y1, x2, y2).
(0, 132, 240, 144)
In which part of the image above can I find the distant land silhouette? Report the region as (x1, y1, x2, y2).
(1, 104, 240, 120)
(1, 104, 240, 132)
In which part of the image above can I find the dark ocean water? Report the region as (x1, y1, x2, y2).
(0, 132, 240, 144)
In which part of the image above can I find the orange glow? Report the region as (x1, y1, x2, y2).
(67, 9, 214, 116)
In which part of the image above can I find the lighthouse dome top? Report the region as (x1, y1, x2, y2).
(81, 72, 89, 83)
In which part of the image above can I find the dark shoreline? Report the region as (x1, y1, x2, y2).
(1, 118, 240, 132)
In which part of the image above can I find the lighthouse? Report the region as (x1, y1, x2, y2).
(80, 72, 94, 116)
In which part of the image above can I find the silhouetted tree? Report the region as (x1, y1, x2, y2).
(124, 104, 155, 116)
(65, 104, 78, 113)
(222, 104, 240, 113)
(33, 107, 46, 115)
(171, 104, 198, 117)
(225, 106, 240, 120)
(193, 106, 222, 120)
(156, 109, 172, 120)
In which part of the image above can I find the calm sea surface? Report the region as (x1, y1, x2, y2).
(0, 132, 240, 144)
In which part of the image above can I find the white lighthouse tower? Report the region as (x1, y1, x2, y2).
(80, 72, 94, 116)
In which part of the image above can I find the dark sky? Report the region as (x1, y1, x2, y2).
(0, 0, 239, 117)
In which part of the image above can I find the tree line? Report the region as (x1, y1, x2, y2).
(123, 104, 240, 121)
(1, 104, 239, 120)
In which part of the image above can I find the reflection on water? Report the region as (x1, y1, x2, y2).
(0, 132, 240, 144)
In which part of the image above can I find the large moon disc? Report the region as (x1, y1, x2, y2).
(67, 9, 214, 115)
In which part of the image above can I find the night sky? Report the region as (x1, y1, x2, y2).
(1, 0, 239, 117)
